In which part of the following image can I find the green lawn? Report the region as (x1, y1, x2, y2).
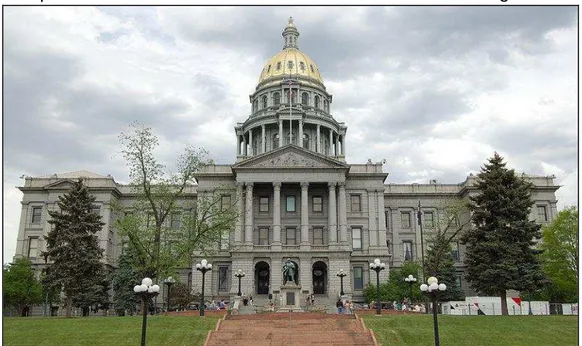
(3, 315, 220, 346)
(362, 315, 578, 346)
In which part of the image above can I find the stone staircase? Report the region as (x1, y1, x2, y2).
(204, 312, 377, 346)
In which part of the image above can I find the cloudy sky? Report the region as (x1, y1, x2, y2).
(3, 6, 577, 263)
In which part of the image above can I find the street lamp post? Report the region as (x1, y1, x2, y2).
(420, 276, 447, 346)
(404, 274, 417, 305)
(234, 269, 245, 297)
(196, 259, 212, 317)
(336, 269, 347, 296)
(133, 278, 160, 346)
(163, 277, 175, 315)
(369, 258, 386, 315)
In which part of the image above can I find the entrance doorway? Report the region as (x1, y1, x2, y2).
(312, 261, 327, 294)
(255, 261, 270, 295)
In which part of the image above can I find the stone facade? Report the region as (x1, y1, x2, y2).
(12, 19, 560, 309)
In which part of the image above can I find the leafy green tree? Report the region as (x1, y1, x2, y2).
(114, 123, 239, 279)
(532, 207, 578, 302)
(111, 250, 141, 316)
(364, 261, 423, 304)
(169, 283, 198, 311)
(43, 179, 105, 318)
(461, 153, 547, 315)
(3, 258, 43, 316)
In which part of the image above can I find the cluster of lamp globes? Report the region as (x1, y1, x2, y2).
(420, 276, 447, 293)
(369, 258, 386, 269)
(133, 278, 161, 294)
(196, 259, 213, 271)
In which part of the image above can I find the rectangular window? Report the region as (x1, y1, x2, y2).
(350, 195, 361, 212)
(352, 227, 362, 249)
(218, 266, 229, 291)
(353, 267, 364, 290)
(313, 227, 324, 245)
(285, 227, 296, 245)
(221, 195, 231, 211)
(312, 196, 323, 213)
(403, 241, 413, 261)
(537, 206, 548, 222)
(286, 196, 296, 212)
(170, 213, 181, 229)
(258, 227, 269, 245)
(401, 212, 411, 228)
(259, 197, 270, 213)
(424, 212, 434, 228)
(385, 211, 389, 228)
(31, 207, 42, 224)
(455, 274, 462, 289)
(220, 232, 230, 250)
(451, 241, 460, 262)
(28, 237, 39, 258)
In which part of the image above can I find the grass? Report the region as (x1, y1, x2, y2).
(362, 314, 578, 346)
(3, 315, 220, 346)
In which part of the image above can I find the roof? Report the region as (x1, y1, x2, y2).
(35, 170, 109, 179)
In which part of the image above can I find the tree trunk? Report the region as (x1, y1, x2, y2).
(66, 295, 73, 318)
(500, 291, 508, 315)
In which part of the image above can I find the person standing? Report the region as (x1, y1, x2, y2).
(250, 296, 253, 306)
(311, 294, 315, 306)
(336, 299, 344, 314)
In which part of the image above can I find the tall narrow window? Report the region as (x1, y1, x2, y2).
(537, 206, 548, 222)
(267, 65, 271, 73)
(274, 92, 281, 105)
(314, 95, 320, 109)
(451, 241, 460, 262)
(285, 228, 296, 245)
(170, 213, 181, 230)
(259, 227, 269, 245)
(310, 64, 314, 72)
(262, 95, 268, 108)
(401, 212, 411, 228)
(303, 134, 310, 149)
(218, 266, 229, 291)
(276, 62, 281, 70)
(403, 241, 413, 261)
(220, 232, 230, 250)
(385, 211, 389, 228)
(299, 61, 305, 71)
(424, 212, 434, 228)
(286, 195, 296, 212)
(259, 197, 269, 213)
(312, 196, 323, 213)
(301, 92, 308, 105)
(353, 267, 363, 290)
(287, 60, 294, 69)
(272, 133, 279, 149)
(313, 227, 324, 245)
(350, 195, 361, 212)
(253, 100, 258, 113)
(352, 227, 362, 249)
(324, 100, 329, 112)
(31, 207, 42, 224)
(221, 195, 231, 211)
(27, 237, 39, 258)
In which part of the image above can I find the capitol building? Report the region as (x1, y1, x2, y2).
(13, 18, 559, 307)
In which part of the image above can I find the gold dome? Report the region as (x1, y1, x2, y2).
(258, 48, 324, 85)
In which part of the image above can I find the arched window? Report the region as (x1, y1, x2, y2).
(301, 92, 308, 105)
(262, 95, 268, 109)
(314, 96, 320, 109)
(253, 100, 258, 113)
(274, 92, 281, 105)
(286, 91, 296, 104)
(272, 133, 279, 149)
(303, 134, 309, 149)
(324, 100, 329, 112)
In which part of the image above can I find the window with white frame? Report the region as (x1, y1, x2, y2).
(28, 237, 39, 258)
(220, 231, 230, 250)
(403, 241, 413, 261)
(312, 196, 323, 213)
(353, 267, 363, 290)
(352, 227, 362, 249)
(286, 196, 296, 212)
(450, 241, 460, 262)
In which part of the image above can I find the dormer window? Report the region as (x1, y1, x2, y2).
(277, 62, 281, 70)
(288, 61, 294, 69)
(300, 62, 305, 71)
(267, 65, 271, 73)
(310, 64, 314, 73)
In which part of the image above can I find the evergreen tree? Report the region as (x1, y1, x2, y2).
(3, 258, 43, 316)
(111, 250, 141, 316)
(461, 153, 547, 315)
(425, 235, 465, 301)
(43, 179, 105, 318)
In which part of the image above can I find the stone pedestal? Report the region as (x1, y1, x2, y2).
(278, 284, 303, 312)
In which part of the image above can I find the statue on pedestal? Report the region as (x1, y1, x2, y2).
(283, 259, 298, 285)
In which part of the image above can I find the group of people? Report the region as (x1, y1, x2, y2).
(242, 295, 253, 306)
(393, 300, 425, 313)
(336, 299, 354, 314)
(207, 299, 228, 311)
(306, 294, 316, 306)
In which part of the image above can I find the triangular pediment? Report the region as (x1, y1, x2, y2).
(233, 145, 349, 170)
(44, 179, 77, 190)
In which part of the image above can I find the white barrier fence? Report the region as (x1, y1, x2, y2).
(442, 297, 578, 316)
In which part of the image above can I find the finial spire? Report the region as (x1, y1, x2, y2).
(282, 17, 299, 50)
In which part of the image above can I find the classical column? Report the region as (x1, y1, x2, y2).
(273, 182, 282, 244)
(316, 124, 321, 154)
(341, 134, 345, 156)
(278, 119, 283, 147)
(248, 129, 253, 156)
(237, 135, 241, 156)
(244, 183, 254, 244)
(328, 182, 337, 244)
(328, 129, 333, 156)
(368, 189, 378, 247)
(234, 182, 244, 244)
(243, 134, 247, 156)
(300, 182, 309, 245)
(261, 124, 266, 153)
(338, 182, 347, 244)
(299, 120, 304, 148)
(377, 189, 387, 248)
(335, 134, 339, 156)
